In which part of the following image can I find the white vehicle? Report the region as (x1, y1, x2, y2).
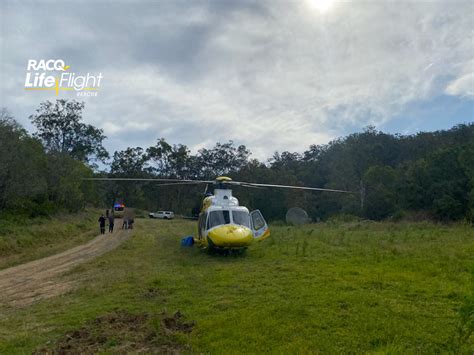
(149, 211, 175, 219)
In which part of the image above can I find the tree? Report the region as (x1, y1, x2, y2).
(29, 100, 108, 165)
(0, 107, 21, 129)
(458, 141, 474, 222)
(111, 147, 149, 176)
(194, 141, 251, 179)
(109, 147, 151, 208)
(0, 110, 47, 212)
(426, 148, 469, 220)
(0, 109, 94, 215)
(45, 154, 93, 212)
(363, 166, 398, 220)
(147, 138, 192, 178)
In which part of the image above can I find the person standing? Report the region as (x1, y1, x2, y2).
(98, 214, 106, 235)
(108, 214, 115, 233)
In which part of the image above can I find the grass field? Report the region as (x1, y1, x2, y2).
(0, 218, 473, 353)
(0, 209, 99, 270)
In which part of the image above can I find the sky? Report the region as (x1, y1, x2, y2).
(1, 0, 473, 161)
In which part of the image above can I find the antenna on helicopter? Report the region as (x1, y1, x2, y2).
(204, 183, 213, 196)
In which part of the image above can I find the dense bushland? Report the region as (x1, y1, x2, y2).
(1, 101, 472, 222)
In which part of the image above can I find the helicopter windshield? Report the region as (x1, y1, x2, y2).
(208, 210, 231, 229)
(207, 210, 250, 229)
(232, 211, 250, 228)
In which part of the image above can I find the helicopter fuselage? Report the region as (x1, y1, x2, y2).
(195, 187, 270, 249)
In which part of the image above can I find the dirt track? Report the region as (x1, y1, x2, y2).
(0, 226, 131, 308)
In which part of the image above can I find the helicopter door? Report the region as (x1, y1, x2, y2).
(250, 210, 269, 240)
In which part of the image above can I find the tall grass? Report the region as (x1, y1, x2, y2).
(0, 209, 100, 269)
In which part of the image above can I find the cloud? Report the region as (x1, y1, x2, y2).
(1, 0, 472, 160)
(445, 65, 474, 98)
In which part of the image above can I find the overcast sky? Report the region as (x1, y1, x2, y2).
(1, 0, 473, 160)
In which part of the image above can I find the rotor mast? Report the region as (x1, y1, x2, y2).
(213, 176, 239, 206)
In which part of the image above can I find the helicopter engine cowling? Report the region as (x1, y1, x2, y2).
(212, 189, 239, 207)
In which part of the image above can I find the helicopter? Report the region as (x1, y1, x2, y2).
(84, 176, 356, 251)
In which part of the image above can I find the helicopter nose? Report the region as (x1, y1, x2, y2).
(208, 225, 253, 248)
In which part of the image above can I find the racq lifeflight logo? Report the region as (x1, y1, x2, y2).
(24, 59, 103, 97)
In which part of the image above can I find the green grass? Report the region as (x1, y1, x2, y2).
(0, 209, 100, 270)
(0, 219, 473, 353)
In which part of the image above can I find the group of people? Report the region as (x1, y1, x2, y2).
(122, 217, 134, 230)
(98, 209, 115, 235)
(98, 209, 135, 235)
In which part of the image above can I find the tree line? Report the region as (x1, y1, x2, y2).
(0, 99, 472, 222)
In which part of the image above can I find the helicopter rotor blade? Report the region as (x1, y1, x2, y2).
(236, 183, 265, 189)
(229, 181, 356, 194)
(83, 177, 354, 193)
(152, 181, 209, 187)
(82, 177, 212, 184)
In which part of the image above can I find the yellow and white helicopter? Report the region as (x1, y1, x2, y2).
(85, 176, 355, 250)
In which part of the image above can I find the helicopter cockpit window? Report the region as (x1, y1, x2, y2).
(232, 211, 250, 228)
(207, 210, 231, 229)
